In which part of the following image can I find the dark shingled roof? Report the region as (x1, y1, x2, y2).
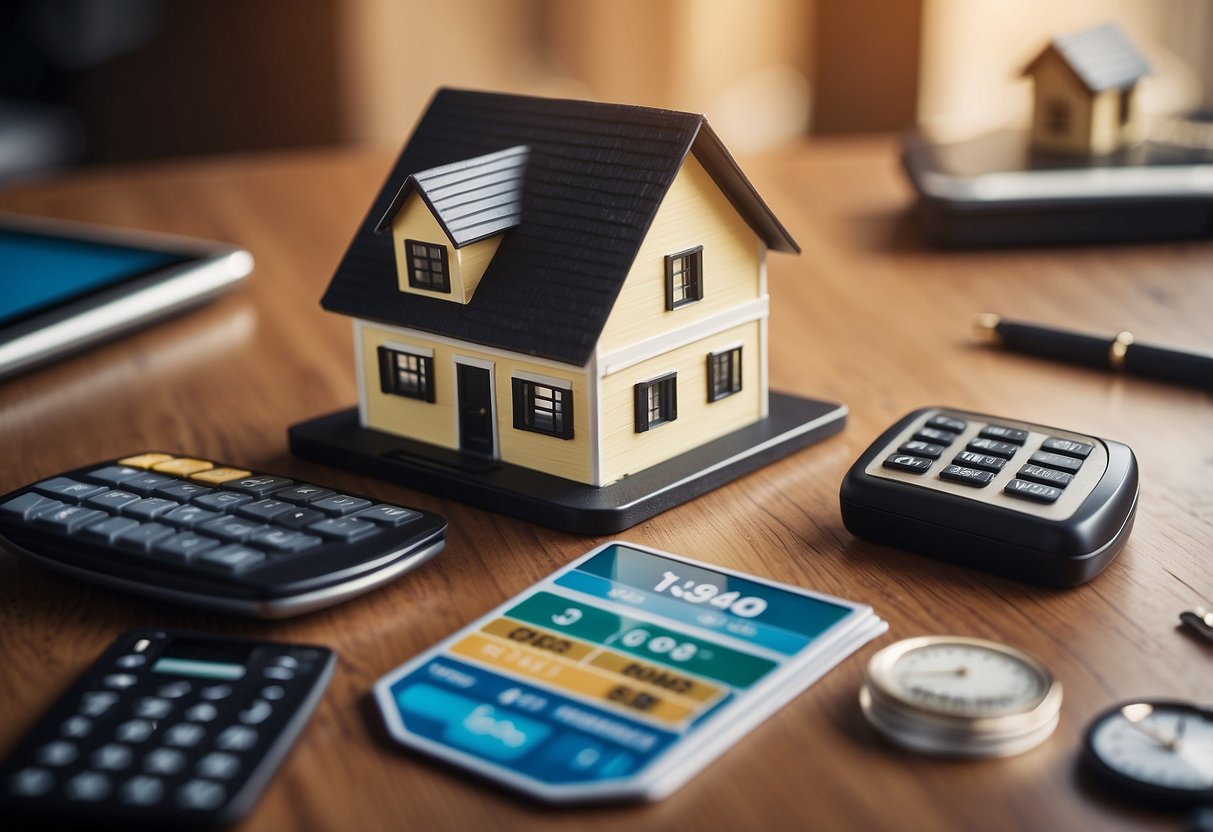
(321, 88, 799, 366)
(1025, 23, 1149, 93)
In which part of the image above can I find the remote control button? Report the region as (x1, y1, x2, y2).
(1017, 464, 1073, 488)
(154, 532, 221, 561)
(1029, 450, 1083, 473)
(115, 654, 147, 669)
(274, 656, 299, 669)
(223, 475, 294, 496)
(115, 522, 175, 553)
(60, 715, 93, 738)
(251, 528, 322, 554)
(119, 774, 165, 806)
(951, 451, 1006, 473)
(105, 673, 139, 689)
(8, 767, 54, 797)
(925, 415, 966, 433)
(122, 473, 179, 496)
(355, 504, 422, 527)
(152, 458, 214, 477)
(1004, 479, 1063, 504)
(979, 425, 1029, 445)
(308, 515, 379, 541)
(939, 465, 995, 487)
(215, 725, 259, 751)
(191, 467, 253, 485)
(197, 516, 270, 543)
(36, 505, 108, 534)
(115, 719, 155, 743)
(91, 743, 134, 771)
(0, 493, 65, 520)
(200, 685, 233, 701)
(161, 504, 221, 528)
(261, 685, 285, 701)
(143, 749, 187, 775)
(195, 544, 268, 574)
(80, 690, 120, 715)
(966, 438, 1019, 459)
(65, 770, 111, 802)
(157, 681, 192, 699)
(275, 507, 325, 530)
(165, 722, 206, 748)
(263, 666, 295, 681)
(32, 477, 108, 503)
(124, 497, 181, 520)
(118, 453, 175, 469)
(37, 740, 78, 766)
(80, 516, 141, 545)
(133, 697, 173, 720)
(311, 495, 373, 516)
(85, 489, 142, 512)
(239, 700, 273, 725)
(177, 778, 227, 811)
(882, 454, 933, 474)
(1041, 437, 1094, 459)
(193, 491, 253, 511)
(156, 482, 214, 502)
(197, 752, 241, 780)
(274, 484, 335, 505)
(897, 440, 944, 460)
(185, 703, 218, 722)
(85, 465, 144, 485)
(236, 498, 296, 522)
(913, 428, 956, 445)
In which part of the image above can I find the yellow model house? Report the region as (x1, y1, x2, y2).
(319, 89, 799, 488)
(1022, 23, 1149, 156)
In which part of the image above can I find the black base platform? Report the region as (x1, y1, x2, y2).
(288, 392, 846, 534)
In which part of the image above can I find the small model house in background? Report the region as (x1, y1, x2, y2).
(294, 88, 845, 531)
(1022, 23, 1149, 156)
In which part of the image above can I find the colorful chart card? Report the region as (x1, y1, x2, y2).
(373, 541, 887, 802)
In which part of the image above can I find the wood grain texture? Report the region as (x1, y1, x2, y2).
(1, 138, 1211, 831)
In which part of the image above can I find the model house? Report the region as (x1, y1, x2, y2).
(319, 88, 799, 488)
(1022, 23, 1149, 156)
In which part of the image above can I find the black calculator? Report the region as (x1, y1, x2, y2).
(0, 628, 335, 829)
(0, 452, 447, 617)
(840, 407, 1139, 586)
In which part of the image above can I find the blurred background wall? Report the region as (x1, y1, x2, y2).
(0, 0, 1209, 178)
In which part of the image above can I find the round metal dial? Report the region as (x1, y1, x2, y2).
(887, 640, 1048, 718)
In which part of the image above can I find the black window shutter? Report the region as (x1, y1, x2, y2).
(377, 347, 393, 393)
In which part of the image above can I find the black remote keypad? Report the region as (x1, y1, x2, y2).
(0, 453, 447, 617)
(0, 629, 335, 828)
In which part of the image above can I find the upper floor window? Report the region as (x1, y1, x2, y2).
(512, 377, 574, 439)
(1044, 100, 1070, 136)
(665, 246, 703, 310)
(634, 372, 678, 432)
(405, 239, 451, 293)
(378, 345, 435, 402)
(707, 347, 742, 402)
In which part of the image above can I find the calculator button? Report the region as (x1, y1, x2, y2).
(86, 489, 142, 512)
(185, 703, 218, 722)
(251, 528, 322, 554)
(312, 495, 373, 516)
(913, 428, 955, 445)
(122, 473, 179, 496)
(274, 484, 335, 505)
(144, 749, 187, 775)
(355, 504, 422, 527)
(197, 752, 241, 780)
(124, 497, 181, 520)
(37, 505, 108, 534)
(308, 516, 379, 542)
(1017, 464, 1074, 488)
(80, 690, 121, 715)
(0, 493, 64, 520)
(195, 544, 268, 574)
(156, 482, 215, 502)
(223, 476, 294, 496)
(896, 441, 944, 460)
(161, 504, 221, 528)
(8, 767, 54, 797)
(979, 425, 1029, 445)
(239, 700, 274, 725)
(197, 516, 269, 543)
(1040, 437, 1094, 459)
(216, 725, 259, 751)
(119, 774, 165, 806)
(152, 458, 214, 477)
(165, 722, 206, 748)
(116, 522, 176, 553)
(37, 740, 78, 766)
(85, 465, 144, 485)
(65, 770, 111, 801)
(275, 507, 325, 530)
(193, 491, 253, 511)
(116, 654, 147, 669)
(1004, 479, 1063, 504)
(274, 656, 299, 669)
(91, 743, 134, 771)
(1029, 450, 1083, 473)
(157, 681, 192, 699)
(882, 454, 933, 474)
(263, 666, 295, 681)
(966, 438, 1018, 459)
(925, 415, 967, 433)
(155, 532, 221, 561)
(236, 498, 295, 522)
(116, 719, 155, 743)
(105, 673, 140, 689)
(61, 715, 93, 738)
(118, 453, 175, 469)
(939, 465, 995, 487)
(191, 467, 253, 485)
(177, 778, 227, 811)
(200, 685, 234, 701)
(33, 477, 108, 503)
(133, 697, 173, 720)
(951, 451, 1006, 473)
(261, 685, 285, 701)
(80, 516, 141, 545)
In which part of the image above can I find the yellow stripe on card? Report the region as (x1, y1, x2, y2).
(588, 653, 721, 703)
(480, 618, 594, 661)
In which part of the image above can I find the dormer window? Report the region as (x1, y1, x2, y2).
(406, 240, 451, 293)
(665, 246, 703, 310)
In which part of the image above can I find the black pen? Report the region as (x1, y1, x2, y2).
(974, 313, 1213, 389)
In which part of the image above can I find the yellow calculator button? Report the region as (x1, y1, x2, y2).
(117, 453, 175, 469)
(191, 467, 252, 484)
(152, 458, 215, 476)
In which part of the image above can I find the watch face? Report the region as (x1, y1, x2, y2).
(884, 640, 1050, 718)
(1085, 701, 1213, 805)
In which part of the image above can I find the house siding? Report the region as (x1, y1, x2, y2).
(389, 193, 501, 303)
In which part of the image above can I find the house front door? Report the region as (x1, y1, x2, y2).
(456, 362, 495, 457)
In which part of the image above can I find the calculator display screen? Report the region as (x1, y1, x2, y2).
(151, 638, 253, 680)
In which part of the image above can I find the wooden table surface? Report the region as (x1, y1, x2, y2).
(1, 137, 1210, 831)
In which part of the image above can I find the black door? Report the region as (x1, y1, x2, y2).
(456, 364, 494, 457)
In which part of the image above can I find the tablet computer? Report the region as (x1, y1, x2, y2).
(0, 214, 253, 380)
